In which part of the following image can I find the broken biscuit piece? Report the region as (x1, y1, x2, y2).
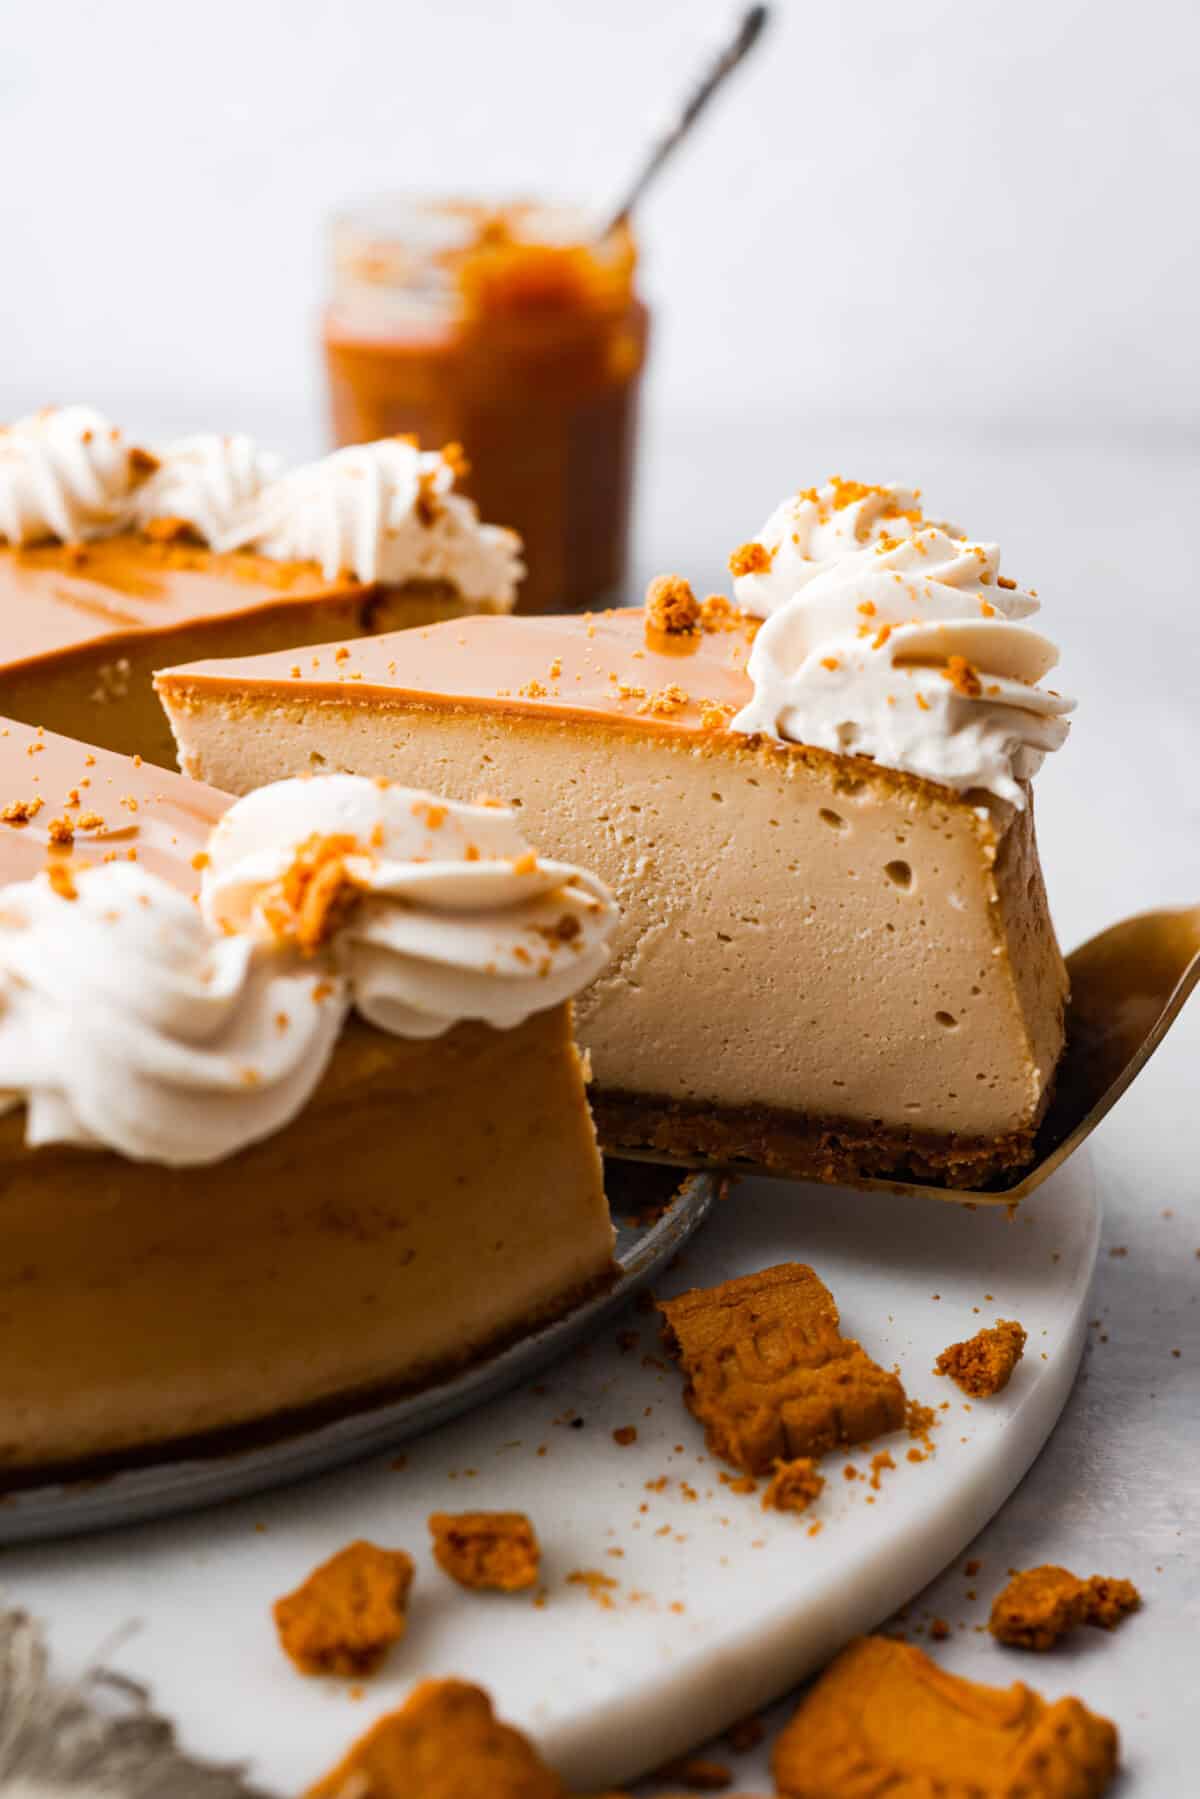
(304, 1677, 566, 1798)
(429, 1511, 541, 1592)
(1083, 1575, 1141, 1633)
(658, 1264, 906, 1475)
(772, 1635, 1119, 1797)
(274, 1539, 414, 1677)
(935, 1318, 1026, 1396)
(990, 1565, 1142, 1650)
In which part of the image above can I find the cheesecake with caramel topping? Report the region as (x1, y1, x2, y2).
(0, 407, 521, 769)
(0, 717, 615, 1477)
(157, 480, 1073, 1190)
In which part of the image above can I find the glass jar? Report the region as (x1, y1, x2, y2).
(322, 198, 650, 614)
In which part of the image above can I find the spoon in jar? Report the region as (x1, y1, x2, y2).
(598, 5, 771, 240)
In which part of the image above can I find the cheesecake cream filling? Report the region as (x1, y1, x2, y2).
(730, 479, 1074, 806)
(0, 777, 615, 1165)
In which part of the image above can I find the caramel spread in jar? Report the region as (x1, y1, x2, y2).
(322, 200, 648, 613)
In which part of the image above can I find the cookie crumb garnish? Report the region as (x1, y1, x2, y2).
(127, 445, 161, 484)
(414, 465, 444, 526)
(428, 1511, 540, 1592)
(273, 1539, 414, 1677)
(699, 700, 736, 732)
(566, 1569, 619, 1607)
(989, 1565, 1141, 1651)
(637, 683, 690, 717)
(441, 440, 470, 483)
(0, 798, 44, 826)
(935, 1319, 1026, 1396)
(942, 655, 983, 698)
(261, 833, 367, 954)
(645, 572, 700, 635)
(729, 541, 773, 578)
(762, 1457, 825, 1515)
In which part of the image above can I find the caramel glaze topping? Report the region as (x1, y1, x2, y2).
(0, 536, 360, 675)
(160, 606, 764, 740)
(0, 715, 227, 891)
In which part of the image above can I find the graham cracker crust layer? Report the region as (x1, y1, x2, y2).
(593, 1090, 1039, 1191)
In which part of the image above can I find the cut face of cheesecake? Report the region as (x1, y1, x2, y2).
(158, 606, 1070, 1190)
(0, 720, 614, 1477)
(0, 409, 522, 768)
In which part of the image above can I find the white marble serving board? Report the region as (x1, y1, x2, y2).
(2, 1154, 1099, 1794)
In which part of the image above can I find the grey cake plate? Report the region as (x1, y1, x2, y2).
(0, 1164, 719, 1546)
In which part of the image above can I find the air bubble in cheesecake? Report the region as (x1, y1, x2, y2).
(884, 859, 913, 890)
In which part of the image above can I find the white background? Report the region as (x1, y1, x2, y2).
(1, 3, 1198, 1791)
(1, 0, 1197, 442)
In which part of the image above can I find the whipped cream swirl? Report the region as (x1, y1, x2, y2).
(0, 406, 523, 606)
(0, 777, 615, 1165)
(225, 438, 524, 604)
(129, 433, 280, 544)
(0, 863, 345, 1166)
(0, 406, 153, 546)
(733, 479, 956, 618)
(731, 484, 1073, 806)
(202, 776, 616, 1038)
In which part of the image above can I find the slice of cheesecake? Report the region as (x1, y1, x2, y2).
(0, 719, 615, 1478)
(158, 593, 1070, 1191)
(0, 408, 522, 768)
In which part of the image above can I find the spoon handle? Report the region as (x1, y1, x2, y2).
(599, 4, 770, 239)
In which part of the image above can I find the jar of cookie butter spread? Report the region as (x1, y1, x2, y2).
(321, 198, 649, 614)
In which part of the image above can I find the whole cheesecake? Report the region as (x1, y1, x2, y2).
(157, 480, 1074, 1191)
(0, 407, 522, 768)
(0, 719, 616, 1477)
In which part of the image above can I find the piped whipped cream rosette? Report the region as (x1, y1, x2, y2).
(128, 433, 281, 545)
(221, 438, 524, 600)
(201, 776, 616, 1038)
(0, 406, 158, 546)
(0, 777, 615, 1166)
(0, 862, 345, 1166)
(0, 406, 524, 604)
(730, 484, 1074, 807)
(732, 478, 968, 618)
